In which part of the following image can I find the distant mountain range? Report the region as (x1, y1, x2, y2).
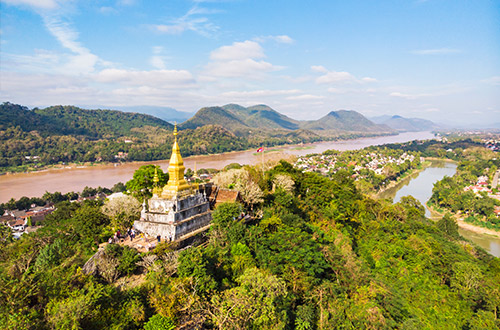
(370, 115, 440, 132)
(108, 105, 193, 124)
(181, 104, 393, 136)
(0, 101, 444, 171)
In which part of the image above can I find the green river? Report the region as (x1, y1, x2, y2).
(379, 160, 500, 257)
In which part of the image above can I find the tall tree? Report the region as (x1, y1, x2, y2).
(126, 165, 168, 201)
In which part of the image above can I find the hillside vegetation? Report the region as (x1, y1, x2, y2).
(0, 102, 393, 173)
(1, 161, 499, 329)
(181, 104, 392, 136)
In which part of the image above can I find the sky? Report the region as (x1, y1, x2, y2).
(0, 0, 499, 125)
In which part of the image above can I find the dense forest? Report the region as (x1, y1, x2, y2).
(1, 161, 499, 329)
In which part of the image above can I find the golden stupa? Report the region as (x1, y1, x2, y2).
(158, 124, 192, 199)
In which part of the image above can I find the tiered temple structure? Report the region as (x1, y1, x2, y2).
(134, 125, 212, 240)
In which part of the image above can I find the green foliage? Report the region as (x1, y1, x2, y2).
(0, 224, 13, 247)
(2, 158, 500, 329)
(126, 164, 168, 200)
(104, 243, 141, 276)
(177, 247, 219, 296)
(72, 204, 110, 247)
(112, 182, 127, 193)
(429, 149, 500, 231)
(34, 238, 67, 271)
(143, 314, 175, 330)
(209, 202, 244, 246)
(209, 267, 288, 329)
(437, 213, 460, 238)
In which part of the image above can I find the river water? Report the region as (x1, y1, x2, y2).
(2, 130, 498, 256)
(0, 131, 434, 203)
(379, 160, 500, 257)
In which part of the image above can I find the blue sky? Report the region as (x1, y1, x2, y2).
(0, 0, 499, 125)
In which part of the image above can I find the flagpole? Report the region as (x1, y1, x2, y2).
(261, 146, 264, 178)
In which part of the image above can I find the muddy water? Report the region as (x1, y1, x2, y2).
(0, 131, 434, 203)
(379, 160, 500, 257)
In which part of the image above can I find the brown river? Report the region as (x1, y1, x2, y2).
(0, 131, 434, 202)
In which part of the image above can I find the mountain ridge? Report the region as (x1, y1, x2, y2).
(370, 114, 439, 132)
(181, 104, 393, 136)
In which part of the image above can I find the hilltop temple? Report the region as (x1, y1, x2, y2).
(134, 125, 212, 240)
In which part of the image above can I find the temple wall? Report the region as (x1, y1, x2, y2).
(133, 221, 175, 240)
(135, 191, 212, 240)
(174, 212, 212, 238)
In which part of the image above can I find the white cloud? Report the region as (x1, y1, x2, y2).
(149, 46, 167, 70)
(203, 40, 282, 78)
(411, 48, 461, 55)
(154, 24, 186, 35)
(390, 91, 432, 99)
(361, 77, 377, 83)
(95, 68, 195, 87)
(205, 58, 277, 78)
(327, 87, 346, 94)
(286, 94, 324, 101)
(210, 40, 264, 61)
(152, 5, 219, 37)
(255, 35, 294, 44)
(481, 76, 500, 85)
(311, 65, 328, 73)
(273, 35, 294, 44)
(221, 89, 301, 98)
(312, 66, 377, 85)
(316, 71, 356, 84)
(2, 0, 58, 9)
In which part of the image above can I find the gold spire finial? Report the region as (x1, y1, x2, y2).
(152, 165, 162, 196)
(173, 123, 178, 138)
(153, 166, 159, 185)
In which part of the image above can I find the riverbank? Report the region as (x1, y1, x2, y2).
(1, 131, 434, 176)
(427, 204, 500, 239)
(0, 131, 436, 203)
(373, 161, 432, 199)
(0, 132, 397, 175)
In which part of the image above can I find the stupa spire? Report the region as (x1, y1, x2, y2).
(161, 124, 191, 198)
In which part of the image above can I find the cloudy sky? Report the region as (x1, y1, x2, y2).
(1, 0, 499, 125)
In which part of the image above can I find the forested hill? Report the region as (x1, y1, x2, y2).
(301, 110, 391, 132)
(180, 104, 301, 133)
(2, 160, 500, 328)
(0, 102, 173, 138)
(181, 104, 393, 136)
(371, 114, 440, 132)
(0, 102, 326, 172)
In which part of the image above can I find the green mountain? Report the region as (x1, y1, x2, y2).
(180, 106, 248, 131)
(223, 104, 300, 130)
(300, 110, 391, 132)
(180, 104, 300, 133)
(371, 115, 439, 132)
(0, 102, 173, 138)
(182, 104, 391, 136)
